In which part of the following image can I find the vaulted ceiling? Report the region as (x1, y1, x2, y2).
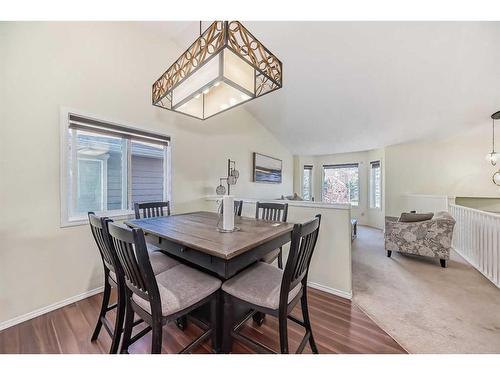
(150, 21, 500, 155)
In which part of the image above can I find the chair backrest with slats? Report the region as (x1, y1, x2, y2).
(134, 201, 171, 219)
(280, 214, 322, 306)
(107, 223, 160, 308)
(234, 200, 243, 216)
(218, 199, 243, 217)
(88, 212, 121, 275)
(255, 202, 288, 222)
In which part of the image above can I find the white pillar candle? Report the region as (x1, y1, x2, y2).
(222, 195, 235, 231)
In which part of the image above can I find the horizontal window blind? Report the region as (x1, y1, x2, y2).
(370, 160, 381, 168)
(304, 165, 313, 170)
(323, 163, 359, 169)
(68, 113, 170, 146)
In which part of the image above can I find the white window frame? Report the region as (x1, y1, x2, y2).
(321, 163, 360, 207)
(369, 160, 382, 210)
(60, 108, 172, 227)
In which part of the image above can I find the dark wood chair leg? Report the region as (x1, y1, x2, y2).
(440, 259, 447, 268)
(151, 318, 163, 354)
(277, 247, 283, 269)
(278, 310, 289, 354)
(222, 292, 233, 353)
(120, 295, 134, 354)
(386, 250, 392, 257)
(210, 292, 220, 353)
(300, 290, 318, 353)
(109, 284, 125, 354)
(91, 278, 111, 341)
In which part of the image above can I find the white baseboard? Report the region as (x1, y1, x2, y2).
(0, 286, 104, 332)
(307, 281, 352, 300)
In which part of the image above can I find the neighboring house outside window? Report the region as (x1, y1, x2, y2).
(61, 110, 171, 226)
(322, 163, 359, 206)
(302, 165, 313, 201)
(370, 160, 382, 209)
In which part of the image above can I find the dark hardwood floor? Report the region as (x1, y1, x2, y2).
(0, 288, 406, 354)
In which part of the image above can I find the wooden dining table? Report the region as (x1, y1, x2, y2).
(125, 211, 295, 353)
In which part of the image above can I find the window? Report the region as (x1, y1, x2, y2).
(370, 160, 382, 209)
(61, 111, 171, 226)
(322, 163, 359, 206)
(302, 165, 313, 201)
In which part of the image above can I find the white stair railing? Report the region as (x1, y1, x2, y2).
(449, 204, 500, 288)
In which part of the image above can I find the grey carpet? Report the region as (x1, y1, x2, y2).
(352, 226, 500, 353)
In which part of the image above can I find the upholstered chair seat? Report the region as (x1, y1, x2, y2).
(109, 251, 179, 283)
(133, 264, 221, 316)
(146, 243, 162, 252)
(261, 248, 281, 265)
(222, 262, 301, 310)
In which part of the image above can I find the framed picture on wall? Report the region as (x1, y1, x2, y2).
(253, 152, 282, 184)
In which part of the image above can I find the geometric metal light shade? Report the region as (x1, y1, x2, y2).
(152, 21, 283, 120)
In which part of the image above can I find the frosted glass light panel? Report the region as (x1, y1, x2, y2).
(153, 21, 282, 120)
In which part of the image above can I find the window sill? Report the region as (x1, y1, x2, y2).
(60, 210, 135, 228)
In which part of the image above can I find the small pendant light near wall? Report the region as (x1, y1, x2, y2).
(152, 21, 282, 120)
(486, 111, 500, 166)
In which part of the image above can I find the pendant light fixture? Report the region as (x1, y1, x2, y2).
(152, 21, 282, 120)
(486, 111, 500, 166)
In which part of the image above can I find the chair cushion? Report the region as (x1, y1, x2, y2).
(222, 262, 302, 310)
(133, 264, 221, 317)
(146, 243, 162, 253)
(109, 252, 179, 282)
(261, 248, 280, 264)
(148, 251, 180, 275)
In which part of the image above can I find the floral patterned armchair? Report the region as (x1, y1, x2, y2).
(384, 211, 456, 268)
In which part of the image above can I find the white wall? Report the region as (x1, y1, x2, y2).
(385, 123, 500, 216)
(0, 22, 293, 325)
(294, 150, 385, 229)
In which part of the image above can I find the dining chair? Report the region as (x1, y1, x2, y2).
(107, 223, 221, 354)
(221, 214, 322, 354)
(255, 202, 289, 269)
(133, 200, 193, 331)
(134, 201, 171, 219)
(234, 200, 243, 217)
(88, 213, 180, 353)
(218, 199, 243, 216)
(88, 212, 125, 354)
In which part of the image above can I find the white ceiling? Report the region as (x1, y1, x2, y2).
(151, 21, 500, 155)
